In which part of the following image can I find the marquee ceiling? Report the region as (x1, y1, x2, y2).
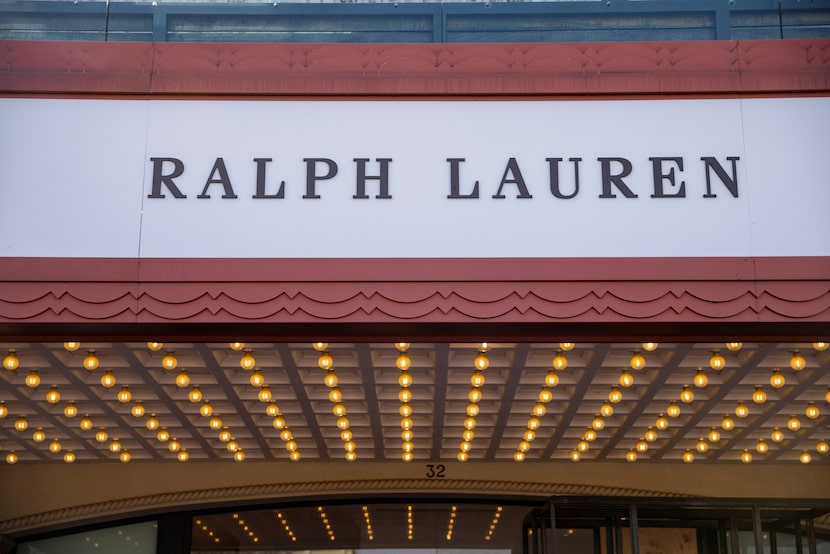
(0, 341, 829, 466)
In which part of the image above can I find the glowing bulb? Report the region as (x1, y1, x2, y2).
(524, 428, 537, 442)
(64, 450, 76, 463)
(116, 386, 131, 403)
(636, 439, 649, 453)
(25, 371, 40, 388)
(708, 428, 721, 442)
(45, 386, 61, 404)
(642, 342, 658, 352)
(395, 342, 411, 352)
(80, 415, 94, 431)
(722, 415, 735, 431)
(667, 401, 681, 417)
(119, 450, 131, 463)
(552, 353, 567, 371)
(337, 416, 350, 430)
(591, 415, 605, 431)
(147, 342, 163, 351)
(474, 352, 490, 371)
(460, 440, 472, 452)
(577, 439, 589, 452)
(645, 427, 658, 442)
(538, 387, 553, 403)
(234, 449, 245, 462)
(465, 403, 479, 417)
(787, 415, 801, 431)
(399, 371, 413, 388)
(14, 416, 28, 431)
(693, 370, 708, 388)
(544, 371, 559, 387)
(527, 416, 541, 430)
(735, 402, 749, 418)
(287, 440, 299, 452)
(755, 439, 768, 454)
(655, 414, 669, 430)
(396, 354, 411, 371)
(709, 352, 725, 371)
(741, 450, 752, 463)
(3, 350, 19, 371)
(569, 449, 581, 462)
(696, 438, 709, 453)
(600, 402, 614, 417)
(752, 387, 767, 405)
(95, 428, 108, 443)
(188, 386, 203, 403)
(312, 342, 328, 352)
(816, 440, 829, 454)
(109, 438, 122, 453)
(800, 451, 812, 464)
(200, 401, 213, 417)
(64, 342, 81, 352)
(290, 451, 301, 461)
(100, 370, 116, 388)
(682, 450, 694, 463)
(770, 370, 785, 389)
(630, 352, 646, 370)
(209, 415, 223, 430)
(156, 427, 169, 442)
(218, 428, 231, 442)
(32, 428, 46, 442)
(167, 438, 181, 452)
(145, 414, 159, 431)
(161, 352, 177, 370)
(229, 342, 245, 351)
(790, 352, 806, 371)
(514, 451, 525, 462)
(626, 450, 637, 462)
(457, 451, 468, 462)
(257, 386, 272, 403)
(812, 342, 829, 351)
(608, 387, 622, 403)
(771, 428, 784, 442)
(463, 416, 476, 430)
(0, 402, 7, 418)
(317, 353, 333, 370)
(470, 371, 485, 388)
(83, 351, 99, 371)
(462, 429, 474, 442)
(468, 388, 482, 403)
(332, 402, 347, 417)
(64, 402, 78, 418)
(725, 342, 742, 351)
(619, 370, 634, 388)
(6, 452, 18, 464)
(680, 386, 694, 404)
(806, 403, 820, 419)
(175, 370, 190, 388)
(240, 351, 256, 370)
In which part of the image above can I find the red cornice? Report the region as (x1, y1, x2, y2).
(1, 39, 829, 97)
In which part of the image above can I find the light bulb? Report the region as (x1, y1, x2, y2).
(209, 415, 223, 429)
(328, 388, 342, 403)
(109, 438, 122, 453)
(100, 370, 116, 388)
(642, 342, 658, 352)
(290, 450, 301, 461)
(544, 371, 559, 387)
(538, 387, 553, 403)
(345, 451, 357, 462)
(343, 429, 355, 441)
(816, 440, 829, 454)
(592, 415, 605, 431)
(725, 342, 742, 351)
(569, 450, 581, 462)
(693, 370, 708, 388)
(0, 402, 7, 418)
(790, 352, 806, 371)
(755, 439, 768, 454)
(465, 403, 479, 417)
(682, 450, 694, 463)
(175, 370, 190, 388)
(234, 449, 245, 462)
(25, 371, 40, 388)
(655, 414, 669, 430)
(200, 401, 213, 417)
(64, 341, 81, 352)
(332, 402, 347, 417)
(771, 428, 784, 442)
(474, 352, 490, 371)
(401, 416, 414, 430)
(532, 402, 546, 417)
(32, 428, 46, 442)
(514, 451, 525, 462)
(218, 428, 231, 442)
(287, 439, 300, 452)
(395, 342, 411, 352)
(80, 415, 94, 431)
(667, 401, 681, 417)
(470, 371, 485, 388)
(188, 386, 203, 403)
(735, 402, 749, 418)
(600, 402, 614, 417)
(257, 386, 272, 403)
(249, 370, 266, 387)
(787, 415, 801, 431)
(396, 353, 411, 371)
(708, 428, 721, 443)
(402, 440, 414, 452)
(5, 452, 18, 464)
(741, 450, 753, 463)
(619, 370, 634, 388)
(800, 451, 812, 464)
(709, 352, 726, 371)
(645, 427, 658, 442)
(524, 428, 536, 442)
(14, 416, 28, 431)
(317, 352, 333, 371)
(559, 342, 575, 351)
(806, 403, 820, 419)
(626, 450, 637, 462)
(147, 342, 163, 351)
(337, 416, 350, 430)
(630, 352, 646, 370)
(229, 342, 245, 351)
(83, 351, 99, 371)
(468, 388, 482, 403)
(178, 449, 190, 462)
(312, 342, 328, 352)
(45, 386, 61, 404)
(64, 450, 76, 463)
(120, 450, 131, 463)
(696, 438, 709, 453)
(64, 402, 78, 418)
(752, 387, 767, 405)
(812, 342, 829, 351)
(3, 350, 19, 370)
(770, 370, 785, 389)
(156, 427, 169, 442)
(460, 440, 472, 452)
(116, 386, 131, 403)
(527, 416, 541, 430)
(608, 387, 622, 403)
(96, 428, 109, 443)
(399, 371, 413, 388)
(324, 371, 339, 388)
(161, 352, 178, 370)
(145, 414, 159, 431)
(680, 386, 694, 404)
(240, 351, 256, 370)
(457, 451, 468, 462)
(577, 439, 589, 452)
(636, 439, 648, 453)
(552, 352, 568, 371)
(463, 416, 476, 430)
(168, 438, 181, 452)
(722, 415, 735, 431)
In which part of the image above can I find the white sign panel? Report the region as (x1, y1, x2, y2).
(1, 97, 828, 258)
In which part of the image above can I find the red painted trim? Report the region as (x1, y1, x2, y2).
(1, 39, 828, 97)
(1, 258, 828, 328)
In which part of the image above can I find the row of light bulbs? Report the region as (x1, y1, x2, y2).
(456, 350, 491, 462)
(315, 343, 357, 461)
(194, 518, 222, 545)
(276, 511, 299, 543)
